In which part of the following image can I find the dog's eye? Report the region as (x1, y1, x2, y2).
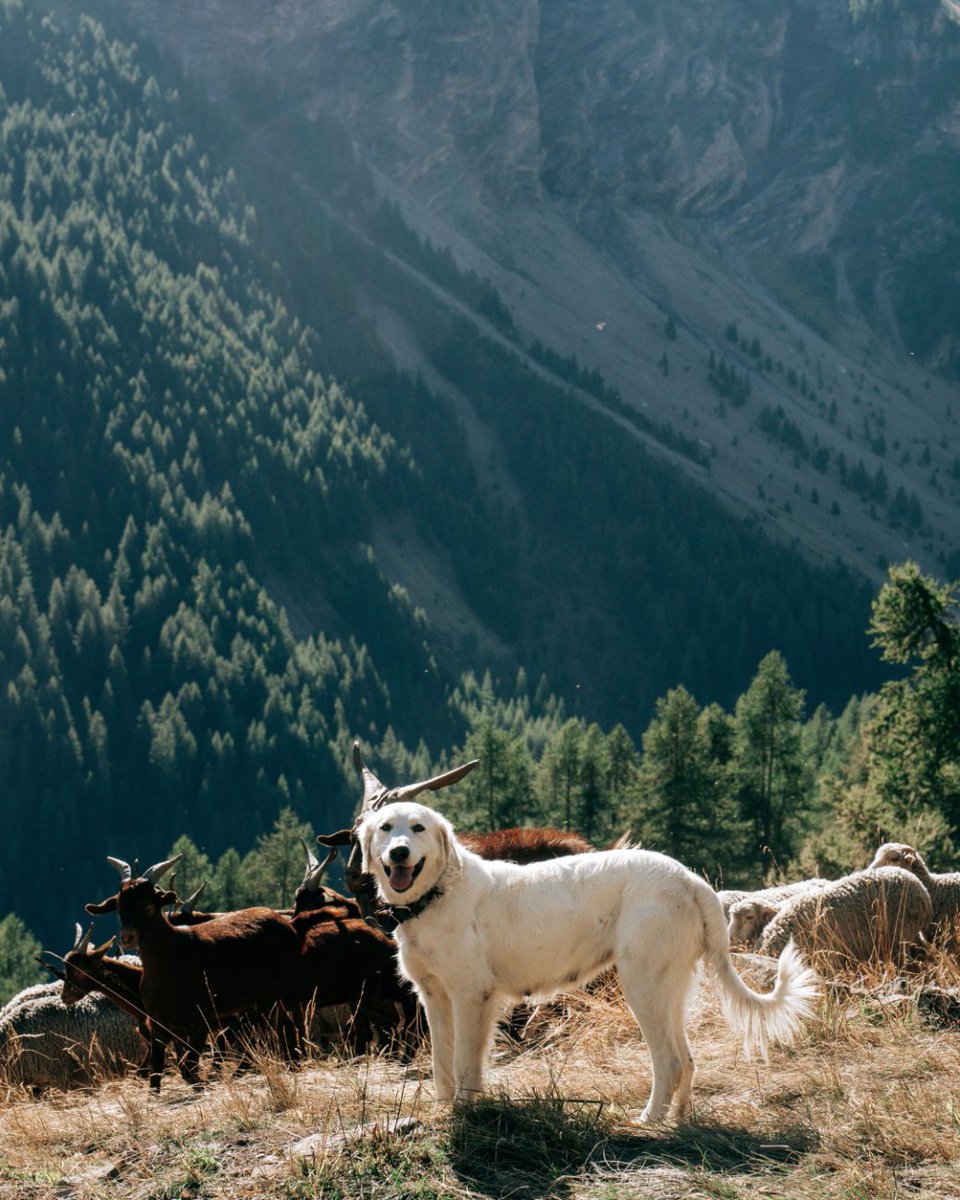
(380, 822, 392, 832)
(411, 824, 425, 833)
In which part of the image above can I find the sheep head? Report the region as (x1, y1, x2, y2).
(869, 842, 919, 872)
(727, 899, 779, 949)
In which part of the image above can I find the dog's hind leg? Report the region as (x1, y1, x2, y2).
(619, 965, 695, 1123)
(666, 1018, 695, 1121)
(451, 994, 500, 1103)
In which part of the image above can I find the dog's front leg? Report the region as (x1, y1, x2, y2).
(451, 994, 499, 1103)
(419, 983, 455, 1101)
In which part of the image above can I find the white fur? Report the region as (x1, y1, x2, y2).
(360, 801, 818, 1122)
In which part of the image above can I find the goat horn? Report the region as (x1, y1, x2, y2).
(299, 839, 337, 891)
(353, 740, 390, 812)
(107, 856, 132, 881)
(72, 922, 95, 954)
(143, 854, 182, 884)
(36, 954, 66, 981)
(299, 837, 320, 873)
(179, 882, 206, 913)
(390, 759, 480, 805)
(353, 741, 480, 812)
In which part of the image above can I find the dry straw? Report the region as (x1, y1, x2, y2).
(1, 954, 959, 1199)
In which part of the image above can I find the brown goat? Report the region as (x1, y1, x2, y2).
(54, 924, 152, 1075)
(285, 916, 420, 1054)
(460, 826, 594, 863)
(85, 855, 302, 1090)
(291, 841, 360, 922)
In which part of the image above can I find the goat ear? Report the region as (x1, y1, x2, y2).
(357, 814, 378, 878)
(316, 829, 354, 848)
(85, 895, 118, 915)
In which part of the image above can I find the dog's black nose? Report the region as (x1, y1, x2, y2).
(389, 845, 410, 864)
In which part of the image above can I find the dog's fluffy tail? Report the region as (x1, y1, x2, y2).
(696, 885, 819, 1059)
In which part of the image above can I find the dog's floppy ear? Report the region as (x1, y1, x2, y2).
(434, 811, 462, 879)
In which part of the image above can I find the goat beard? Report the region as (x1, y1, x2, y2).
(384, 858, 424, 894)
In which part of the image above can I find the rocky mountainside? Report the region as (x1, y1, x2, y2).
(96, 0, 960, 594)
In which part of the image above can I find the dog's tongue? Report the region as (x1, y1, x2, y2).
(388, 863, 415, 892)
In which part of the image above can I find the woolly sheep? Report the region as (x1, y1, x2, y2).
(727, 880, 833, 947)
(0, 980, 144, 1090)
(719, 877, 830, 923)
(757, 867, 932, 971)
(869, 843, 960, 951)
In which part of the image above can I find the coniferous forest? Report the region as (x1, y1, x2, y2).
(2, 0, 959, 993)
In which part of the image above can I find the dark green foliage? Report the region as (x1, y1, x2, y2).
(732, 652, 810, 868)
(758, 405, 809, 459)
(527, 340, 705, 465)
(369, 201, 518, 341)
(865, 562, 960, 835)
(0, 913, 43, 1006)
(708, 355, 752, 406)
(634, 686, 748, 879)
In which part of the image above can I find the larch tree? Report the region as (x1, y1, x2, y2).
(732, 651, 809, 871)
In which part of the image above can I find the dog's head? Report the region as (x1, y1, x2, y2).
(359, 801, 458, 904)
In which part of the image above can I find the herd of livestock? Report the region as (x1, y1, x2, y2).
(2, 746, 959, 1094)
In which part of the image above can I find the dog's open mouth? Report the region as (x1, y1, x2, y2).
(385, 857, 425, 894)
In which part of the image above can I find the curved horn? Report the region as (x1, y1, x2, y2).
(179, 881, 206, 914)
(107, 856, 132, 881)
(391, 759, 480, 805)
(353, 741, 480, 812)
(36, 954, 66, 981)
(72, 923, 95, 954)
(300, 838, 336, 891)
(353, 740, 390, 812)
(143, 854, 182, 884)
(300, 837, 320, 873)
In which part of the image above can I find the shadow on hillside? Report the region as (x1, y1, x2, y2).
(446, 1097, 817, 1199)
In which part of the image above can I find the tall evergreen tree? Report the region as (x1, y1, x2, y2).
(733, 652, 809, 871)
(0, 913, 42, 1006)
(635, 686, 746, 876)
(864, 561, 960, 839)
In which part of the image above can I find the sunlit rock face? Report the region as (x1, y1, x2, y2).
(121, 0, 960, 367)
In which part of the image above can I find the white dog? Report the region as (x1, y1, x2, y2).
(360, 801, 818, 1122)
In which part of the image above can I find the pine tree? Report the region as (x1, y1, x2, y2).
(864, 562, 960, 838)
(732, 651, 809, 871)
(0, 913, 43, 1005)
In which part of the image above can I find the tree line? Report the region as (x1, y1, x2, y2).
(5, 560, 960, 1004)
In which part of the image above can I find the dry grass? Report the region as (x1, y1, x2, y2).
(2, 963, 960, 1200)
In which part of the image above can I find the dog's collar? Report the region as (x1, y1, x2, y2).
(366, 885, 443, 934)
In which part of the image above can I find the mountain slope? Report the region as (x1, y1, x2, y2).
(101, 0, 960, 590)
